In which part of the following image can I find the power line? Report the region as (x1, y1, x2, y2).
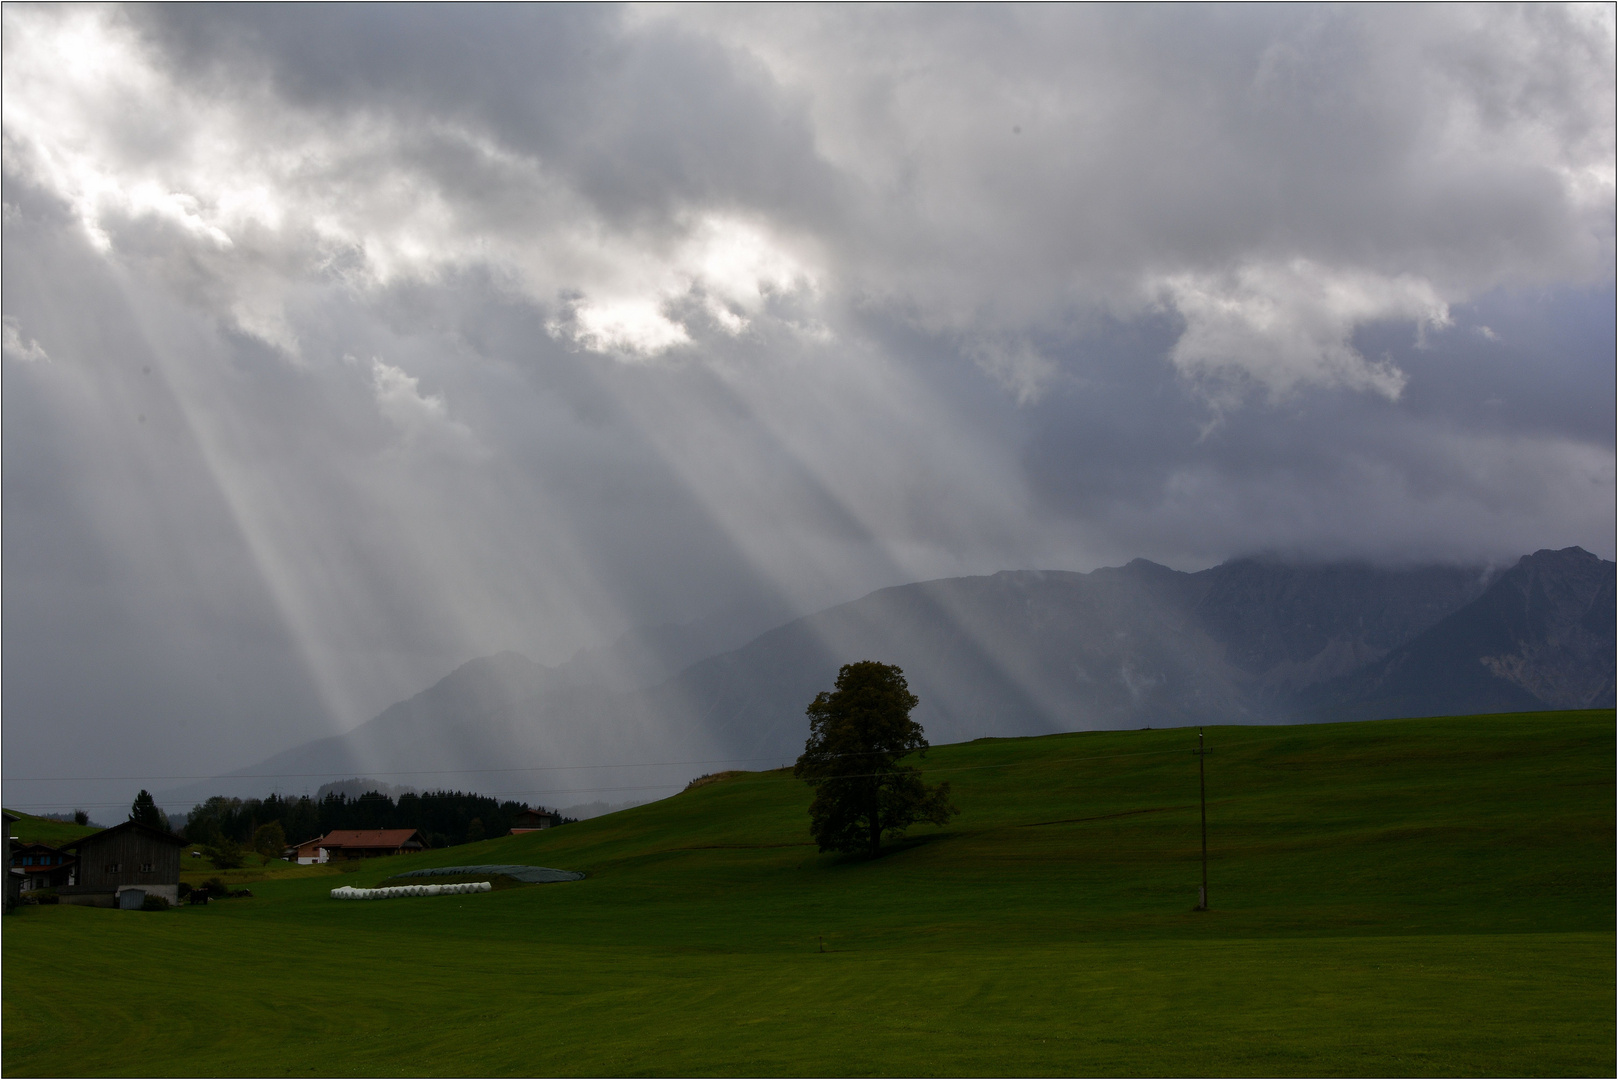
(4, 782, 692, 813)
(5, 730, 1293, 822)
(0, 754, 787, 784)
(1, 739, 1216, 786)
(3, 744, 1217, 816)
(1193, 726, 1210, 911)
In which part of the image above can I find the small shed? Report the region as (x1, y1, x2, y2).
(509, 808, 554, 833)
(60, 821, 183, 907)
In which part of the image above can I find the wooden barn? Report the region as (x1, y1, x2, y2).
(59, 821, 182, 907)
(510, 808, 554, 833)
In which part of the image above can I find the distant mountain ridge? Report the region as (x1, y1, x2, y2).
(1303, 546, 1615, 720)
(162, 548, 1614, 808)
(650, 554, 1499, 759)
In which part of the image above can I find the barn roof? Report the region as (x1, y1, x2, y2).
(63, 820, 183, 850)
(319, 829, 425, 849)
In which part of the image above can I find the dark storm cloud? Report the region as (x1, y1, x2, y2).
(2, 5, 1611, 811)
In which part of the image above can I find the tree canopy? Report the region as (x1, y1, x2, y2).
(794, 661, 958, 857)
(128, 789, 166, 831)
(252, 821, 287, 858)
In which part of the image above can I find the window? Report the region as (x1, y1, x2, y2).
(140, 862, 154, 873)
(106, 862, 120, 873)
(21, 857, 31, 866)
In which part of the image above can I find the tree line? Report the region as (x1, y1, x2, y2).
(175, 789, 573, 862)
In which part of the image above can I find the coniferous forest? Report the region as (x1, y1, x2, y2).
(181, 790, 571, 852)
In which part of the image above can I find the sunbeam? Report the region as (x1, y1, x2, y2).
(4, 4, 1611, 814)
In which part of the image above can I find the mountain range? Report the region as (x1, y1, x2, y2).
(158, 546, 1614, 809)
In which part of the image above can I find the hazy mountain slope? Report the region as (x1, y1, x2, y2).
(556, 596, 803, 693)
(664, 564, 1235, 763)
(172, 550, 1613, 808)
(657, 557, 1495, 765)
(159, 650, 719, 806)
(159, 652, 562, 804)
(1189, 558, 1493, 690)
(1303, 547, 1616, 720)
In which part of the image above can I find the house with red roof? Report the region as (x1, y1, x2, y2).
(9, 841, 76, 892)
(290, 834, 328, 864)
(316, 829, 428, 861)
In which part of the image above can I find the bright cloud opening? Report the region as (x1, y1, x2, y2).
(1155, 261, 1452, 400)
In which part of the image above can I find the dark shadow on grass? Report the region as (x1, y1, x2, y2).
(813, 830, 961, 867)
(678, 841, 818, 850)
(1020, 805, 1191, 828)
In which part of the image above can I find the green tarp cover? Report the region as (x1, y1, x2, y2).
(395, 865, 584, 883)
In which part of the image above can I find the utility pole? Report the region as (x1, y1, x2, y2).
(1194, 726, 1209, 910)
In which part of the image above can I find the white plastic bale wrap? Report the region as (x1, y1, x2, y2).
(330, 881, 494, 899)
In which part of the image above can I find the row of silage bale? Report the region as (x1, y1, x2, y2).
(330, 881, 492, 900)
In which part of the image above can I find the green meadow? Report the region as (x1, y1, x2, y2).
(5, 813, 98, 849)
(5, 710, 1613, 1076)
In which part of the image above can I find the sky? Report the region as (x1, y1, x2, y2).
(3, 4, 1613, 816)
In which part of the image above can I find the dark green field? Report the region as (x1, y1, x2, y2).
(5, 711, 1613, 1076)
(4, 813, 98, 848)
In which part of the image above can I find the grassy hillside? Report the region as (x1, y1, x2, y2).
(4, 710, 1612, 1076)
(3, 810, 100, 847)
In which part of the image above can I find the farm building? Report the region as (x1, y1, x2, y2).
(59, 821, 182, 907)
(317, 829, 427, 861)
(290, 835, 328, 864)
(2, 813, 17, 913)
(9, 841, 76, 891)
(510, 808, 554, 833)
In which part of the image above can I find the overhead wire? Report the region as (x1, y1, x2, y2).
(2, 732, 1271, 786)
(4, 733, 1290, 816)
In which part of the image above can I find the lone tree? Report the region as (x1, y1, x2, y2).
(794, 661, 958, 857)
(129, 789, 166, 831)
